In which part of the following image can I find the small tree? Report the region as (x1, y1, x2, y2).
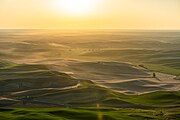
(153, 73, 156, 78)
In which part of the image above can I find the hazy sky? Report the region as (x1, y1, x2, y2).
(0, 0, 180, 29)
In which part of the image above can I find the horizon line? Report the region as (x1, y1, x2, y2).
(0, 28, 180, 31)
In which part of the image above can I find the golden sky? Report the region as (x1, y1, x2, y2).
(0, 0, 180, 29)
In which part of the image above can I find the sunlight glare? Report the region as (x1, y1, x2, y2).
(52, 0, 100, 16)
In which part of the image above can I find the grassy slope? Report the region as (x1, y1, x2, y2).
(0, 60, 180, 119)
(0, 60, 179, 107)
(0, 62, 78, 93)
(127, 91, 180, 107)
(81, 49, 180, 76)
(142, 64, 180, 76)
(0, 107, 179, 120)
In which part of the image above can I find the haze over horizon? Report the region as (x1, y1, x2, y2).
(0, 0, 180, 29)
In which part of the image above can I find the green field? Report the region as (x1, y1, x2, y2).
(0, 107, 180, 120)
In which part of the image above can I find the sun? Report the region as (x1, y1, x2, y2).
(52, 0, 100, 16)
